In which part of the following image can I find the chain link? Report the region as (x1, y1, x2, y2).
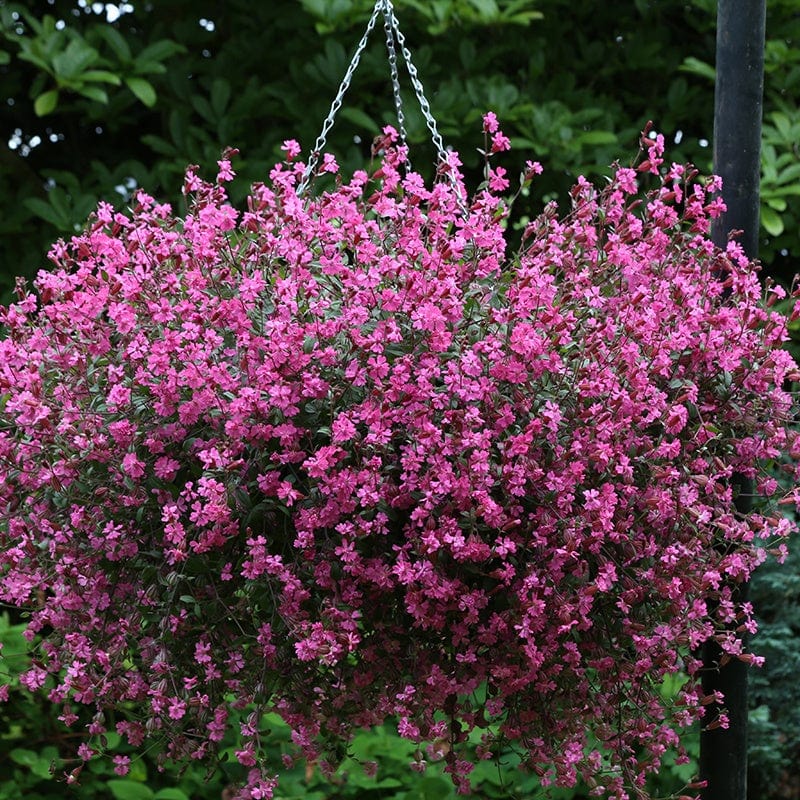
(381, 0, 449, 164)
(382, 5, 408, 150)
(297, 2, 383, 194)
(298, 0, 452, 196)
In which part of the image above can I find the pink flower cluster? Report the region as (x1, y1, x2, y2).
(1, 123, 798, 799)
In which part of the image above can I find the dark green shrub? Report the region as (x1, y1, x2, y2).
(749, 532, 800, 800)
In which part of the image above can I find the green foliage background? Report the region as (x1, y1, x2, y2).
(0, 1, 799, 798)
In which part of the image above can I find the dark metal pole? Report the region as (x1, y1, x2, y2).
(710, 1, 765, 260)
(700, 3, 765, 800)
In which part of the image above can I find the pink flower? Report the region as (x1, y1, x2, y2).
(487, 166, 509, 192)
(645, 131, 665, 174)
(615, 167, 637, 194)
(331, 414, 358, 443)
(121, 452, 146, 479)
(216, 158, 235, 183)
(154, 456, 180, 481)
(491, 130, 511, 153)
(78, 743, 94, 761)
(281, 139, 301, 159)
(524, 159, 543, 179)
(168, 698, 187, 720)
(106, 384, 131, 410)
(482, 111, 499, 133)
(236, 747, 257, 767)
(113, 755, 131, 776)
(321, 153, 338, 174)
(665, 404, 689, 434)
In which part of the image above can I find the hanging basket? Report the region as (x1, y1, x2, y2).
(1, 3, 798, 799)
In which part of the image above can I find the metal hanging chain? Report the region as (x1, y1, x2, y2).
(298, 0, 451, 195)
(382, 4, 408, 149)
(382, 0, 466, 209)
(298, 1, 383, 194)
(381, 0, 449, 165)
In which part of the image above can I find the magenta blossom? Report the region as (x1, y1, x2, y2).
(1, 122, 798, 799)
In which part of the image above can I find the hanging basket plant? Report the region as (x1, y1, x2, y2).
(0, 118, 798, 799)
(1, 0, 799, 795)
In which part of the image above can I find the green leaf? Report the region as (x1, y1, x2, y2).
(576, 130, 618, 146)
(30, 757, 56, 780)
(73, 193, 99, 221)
(355, 775, 403, 789)
(0, 50, 10, 66)
(140, 134, 177, 156)
(679, 56, 715, 82)
(153, 790, 190, 800)
(102, 732, 123, 750)
(52, 38, 99, 80)
(9, 748, 39, 767)
(418, 775, 457, 798)
(470, 758, 506, 786)
(210, 78, 231, 117)
(340, 106, 380, 134)
(125, 76, 157, 107)
(190, 94, 213, 121)
(168, 109, 188, 148)
(95, 25, 132, 62)
(23, 197, 70, 229)
(133, 60, 167, 76)
(34, 88, 59, 116)
(771, 111, 792, 139)
(135, 39, 187, 65)
(762, 185, 800, 199)
(761, 205, 785, 237)
(80, 69, 123, 85)
(7, 745, 54, 779)
(776, 162, 800, 186)
(495, 0, 544, 25)
(510, 136, 538, 149)
(659, 671, 688, 701)
(107, 780, 155, 800)
(76, 85, 109, 103)
(466, 0, 500, 21)
(17, 47, 52, 73)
